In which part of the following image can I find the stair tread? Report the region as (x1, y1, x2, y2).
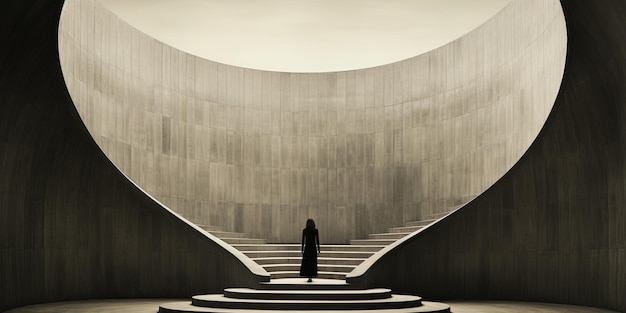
(242, 250, 378, 254)
(224, 287, 391, 295)
(389, 226, 424, 231)
(220, 239, 267, 244)
(222, 287, 391, 301)
(269, 272, 348, 280)
(189, 293, 425, 310)
(263, 263, 355, 267)
(350, 239, 397, 243)
(232, 244, 386, 248)
(221, 237, 264, 240)
(193, 293, 420, 304)
(160, 300, 450, 312)
(253, 257, 367, 261)
(405, 219, 438, 226)
(268, 271, 350, 279)
(210, 231, 248, 235)
(258, 277, 350, 290)
(262, 264, 356, 270)
(269, 270, 350, 274)
(369, 232, 411, 236)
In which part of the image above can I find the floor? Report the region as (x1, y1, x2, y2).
(4, 299, 620, 313)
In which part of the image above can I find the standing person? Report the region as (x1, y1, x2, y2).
(299, 218, 320, 282)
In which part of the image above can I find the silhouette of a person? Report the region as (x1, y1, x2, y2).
(299, 218, 320, 282)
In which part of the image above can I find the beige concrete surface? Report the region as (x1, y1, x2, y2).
(59, 0, 566, 243)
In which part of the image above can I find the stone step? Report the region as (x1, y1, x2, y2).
(426, 211, 453, 219)
(388, 225, 424, 233)
(269, 271, 348, 280)
(350, 239, 397, 245)
(232, 244, 384, 252)
(219, 238, 267, 244)
(242, 250, 377, 259)
(159, 278, 451, 313)
(209, 231, 249, 239)
(368, 232, 410, 240)
(190, 293, 423, 310)
(253, 257, 366, 266)
(159, 300, 451, 313)
(257, 278, 352, 290)
(262, 263, 356, 273)
(195, 224, 223, 232)
(223, 287, 392, 300)
(404, 219, 438, 227)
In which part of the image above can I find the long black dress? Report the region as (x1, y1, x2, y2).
(299, 227, 320, 277)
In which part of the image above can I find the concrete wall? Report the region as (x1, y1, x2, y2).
(346, 1, 626, 312)
(60, 0, 566, 243)
(6, 0, 626, 312)
(0, 0, 267, 311)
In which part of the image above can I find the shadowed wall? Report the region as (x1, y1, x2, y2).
(7, 0, 624, 312)
(347, 1, 626, 312)
(0, 1, 266, 311)
(60, 0, 566, 243)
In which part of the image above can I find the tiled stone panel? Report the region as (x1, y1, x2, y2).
(60, 0, 565, 243)
(348, 1, 626, 312)
(0, 1, 265, 311)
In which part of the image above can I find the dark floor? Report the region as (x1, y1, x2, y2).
(3, 299, 620, 313)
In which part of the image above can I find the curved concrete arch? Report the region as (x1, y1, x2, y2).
(59, 0, 269, 285)
(348, 0, 567, 281)
(345, 1, 626, 312)
(0, 0, 268, 311)
(59, 0, 566, 244)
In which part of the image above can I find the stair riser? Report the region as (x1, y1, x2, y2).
(223, 290, 391, 301)
(243, 251, 376, 258)
(269, 272, 347, 280)
(368, 234, 408, 240)
(210, 232, 248, 238)
(220, 239, 267, 244)
(191, 298, 422, 310)
(160, 300, 451, 313)
(195, 225, 224, 232)
(426, 212, 451, 219)
(405, 220, 437, 227)
(388, 226, 423, 233)
(257, 282, 352, 290)
(232, 244, 384, 252)
(350, 240, 396, 245)
(263, 265, 355, 273)
(254, 258, 364, 266)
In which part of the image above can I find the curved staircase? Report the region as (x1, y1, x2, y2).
(195, 212, 450, 280)
(158, 278, 451, 312)
(234, 244, 379, 279)
(175, 214, 453, 312)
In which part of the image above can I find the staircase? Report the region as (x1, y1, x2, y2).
(176, 216, 453, 312)
(196, 224, 268, 245)
(195, 223, 380, 280)
(234, 244, 381, 279)
(195, 213, 447, 280)
(159, 278, 451, 312)
(349, 218, 438, 246)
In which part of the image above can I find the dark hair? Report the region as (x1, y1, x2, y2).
(306, 218, 316, 229)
